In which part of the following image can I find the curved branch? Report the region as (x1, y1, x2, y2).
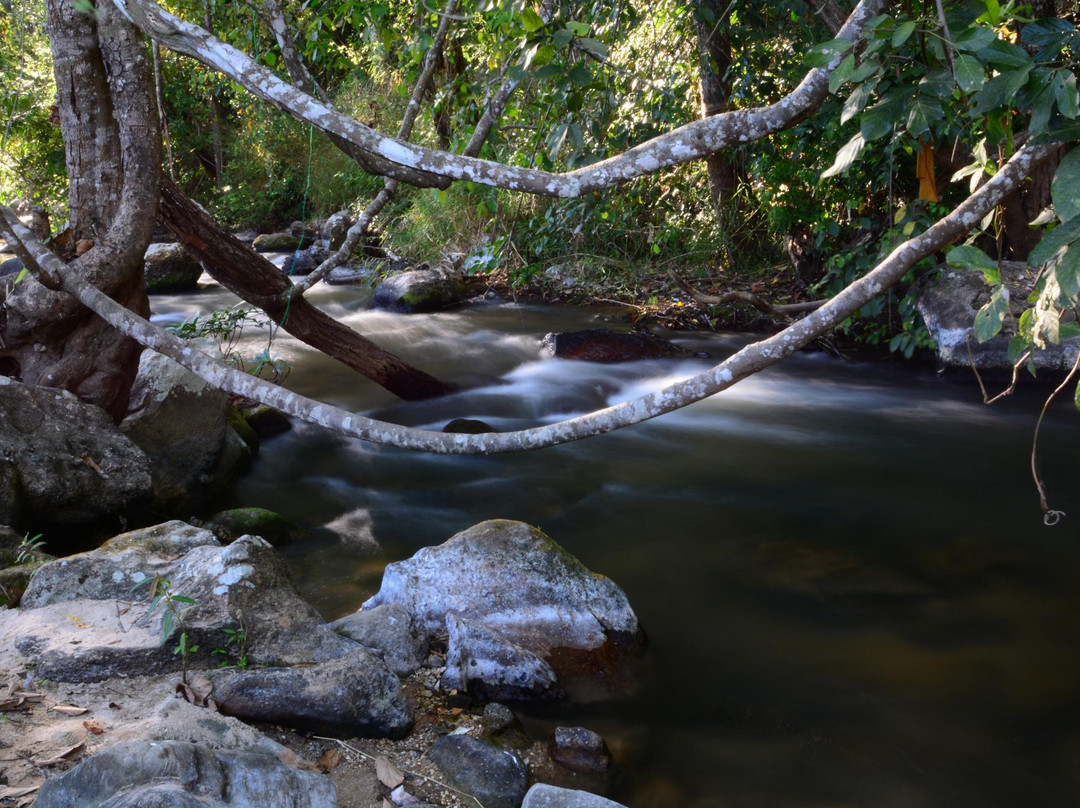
(110, 0, 885, 197)
(2, 144, 1057, 454)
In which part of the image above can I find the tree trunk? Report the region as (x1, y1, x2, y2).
(156, 178, 453, 400)
(695, 0, 736, 207)
(0, 0, 160, 419)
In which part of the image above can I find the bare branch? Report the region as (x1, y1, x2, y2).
(1, 144, 1057, 455)
(110, 0, 886, 197)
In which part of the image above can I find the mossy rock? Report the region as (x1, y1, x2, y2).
(209, 508, 305, 546)
(0, 557, 52, 608)
(238, 404, 291, 438)
(227, 405, 260, 452)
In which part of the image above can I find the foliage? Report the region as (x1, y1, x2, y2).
(212, 611, 249, 669)
(15, 533, 45, 565)
(135, 574, 199, 684)
(167, 305, 291, 384)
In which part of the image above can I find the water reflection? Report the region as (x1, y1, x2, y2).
(152, 279, 1080, 807)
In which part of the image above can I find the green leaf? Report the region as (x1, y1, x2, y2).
(1052, 147, 1080, 223)
(1075, 380, 1080, 411)
(805, 37, 853, 68)
(821, 132, 866, 179)
(1029, 79, 1055, 136)
(906, 95, 943, 138)
(829, 54, 856, 94)
(520, 8, 544, 33)
(954, 25, 996, 53)
(841, 82, 874, 124)
(953, 54, 985, 94)
(980, 39, 1032, 69)
(553, 28, 573, 50)
(534, 63, 562, 82)
(172, 595, 197, 605)
(14, 268, 27, 285)
(947, 245, 1000, 284)
(860, 88, 913, 140)
(1029, 217, 1080, 266)
(892, 20, 917, 47)
(974, 286, 1010, 342)
(566, 21, 590, 36)
(1050, 243, 1080, 301)
(546, 121, 568, 162)
(575, 38, 607, 59)
(1054, 70, 1079, 119)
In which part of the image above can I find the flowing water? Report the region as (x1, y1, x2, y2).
(152, 277, 1080, 808)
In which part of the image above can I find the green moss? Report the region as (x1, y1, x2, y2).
(209, 507, 304, 546)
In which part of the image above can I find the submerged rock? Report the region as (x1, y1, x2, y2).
(540, 329, 694, 363)
(363, 520, 644, 686)
(35, 739, 336, 808)
(428, 734, 528, 808)
(549, 726, 612, 775)
(372, 268, 477, 313)
(213, 651, 413, 738)
(209, 507, 305, 546)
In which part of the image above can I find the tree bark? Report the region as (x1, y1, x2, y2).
(695, 0, 736, 207)
(0, 0, 160, 419)
(156, 178, 453, 400)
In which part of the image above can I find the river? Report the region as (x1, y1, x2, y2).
(152, 276, 1080, 808)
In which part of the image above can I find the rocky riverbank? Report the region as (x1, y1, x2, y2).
(0, 519, 640, 808)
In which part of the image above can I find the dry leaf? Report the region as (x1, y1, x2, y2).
(381, 800, 393, 808)
(52, 704, 89, 716)
(11, 692, 44, 702)
(0, 785, 40, 799)
(36, 742, 85, 767)
(375, 755, 405, 790)
(316, 748, 341, 773)
(82, 720, 105, 735)
(0, 697, 31, 712)
(277, 747, 303, 769)
(177, 674, 214, 708)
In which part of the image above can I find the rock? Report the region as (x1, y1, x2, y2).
(20, 521, 218, 608)
(289, 220, 319, 243)
(283, 244, 329, 276)
(428, 734, 528, 808)
(442, 613, 561, 703)
(363, 520, 645, 684)
(13, 529, 359, 681)
(213, 651, 413, 738)
(121, 350, 251, 512)
(0, 378, 152, 531)
(329, 603, 428, 677)
(325, 266, 375, 285)
(252, 232, 303, 252)
(35, 739, 336, 808)
(443, 418, 495, 434)
(917, 264, 1080, 370)
(522, 784, 627, 808)
(540, 329, 694, 363)
(143, 242, 203, 292)
(237, 403, 292, 438)
(372, 268, 476, 313)
(481, 702, 518, 736)
(549, 727, 612, 775)
(322, 210, 354, 249)
(209, 508, 305, 546)
(0, 256, 23, 276)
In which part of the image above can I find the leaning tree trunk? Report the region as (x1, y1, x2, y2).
(0, 0, 161, 419)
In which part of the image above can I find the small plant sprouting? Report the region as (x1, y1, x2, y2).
(134, 574, 200, 684)
(15, 533, 46, 565)
(212, 610, 249, 669)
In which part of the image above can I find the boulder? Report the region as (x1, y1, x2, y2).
(35, 740, 336, 808)
(143, 242, 203, 292)
(213, 651, 413, 738)
(322, 209, 354, 249)
(442, 613, 561, 703)
(363, 520, 645, 684)
(13, 529, 359, 681)
(548, 727, 612, 775)
(236, 402, 292, 438)
(917, 265, 1080, 370)
(372, 268, 477, 313)
(283, 244, 329, 276)
(540, 329, 694, 363)
(0, 378, 152, 530)
(428, 735, 528, 808)
(252, 232, 303, 253)
(325, 266, 375, 285)
(329, 603, 428, 677)
(121, 350, 251, 512)
(522, 784, 627, 808)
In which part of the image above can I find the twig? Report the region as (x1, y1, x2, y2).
(1030, 347, 1080, 525)
(312, 736, 486, 808)
(670, 271, 826, 314)
(966, 334, 1028, 404)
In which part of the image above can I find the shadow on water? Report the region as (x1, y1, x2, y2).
(153, 279, 1080, 807)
